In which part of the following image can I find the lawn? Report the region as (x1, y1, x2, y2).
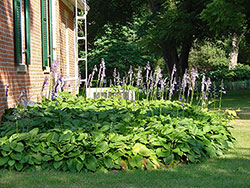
(221, 90, 250, 119)
(0, 90, 250, 188)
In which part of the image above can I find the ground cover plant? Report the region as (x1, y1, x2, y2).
(0, 92, 234, 172)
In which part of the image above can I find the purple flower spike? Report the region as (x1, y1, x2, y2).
(190, 68, 198, 89)
(113, 68, 117, 85)
(128, 66, 133, 86)
(154, 66, 162, 88)
(5, 84, 9, 97)
(145, 62, 151, 83)
(201, 74, 206, 107)
(220, 80, 226, 94)
(18, 89, 25, 104)
(88, 65, 98, 87)
(87, 74, 92, 87)
(136, 67, 142, 87)
(100, 58, 106, 87)
(55, 80, 60, 93)
(160, 77, 167, 99)
(51, 90, 56, 100)
(98, 61, 103, 86)
(169, 65, 177, 100)
(205, 77, 212, 93)
(149, 71, 154, 90)
(42, 77, 48, 91)
(122, 77, 126, 86)
(181, 69, 188, 94)
(93, 65, 98, 72)
(169, 77, 177, 100)
(117, 72, 121, 86)
(170, 64, 176, 83)
(51, 59, 60, 74)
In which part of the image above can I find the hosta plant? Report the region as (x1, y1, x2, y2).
(0, 93, 235, 172)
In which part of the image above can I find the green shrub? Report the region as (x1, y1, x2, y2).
(85, 23, 153, 78)
(205, 64, 250, 82)
(0, 93, 234, 172)
(189, 41, 229, 70)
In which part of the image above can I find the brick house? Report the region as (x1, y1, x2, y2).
(0, 0, 88, 117)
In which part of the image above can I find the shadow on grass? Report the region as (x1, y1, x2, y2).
(0, 157, 250, 188)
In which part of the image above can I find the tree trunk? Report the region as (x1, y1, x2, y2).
(160, 43, 178, 74)
(148, 0, 192, 78)
(179, 40, 192, 75)
(229, 33, 240, 70)
(161, 40, 192, 79)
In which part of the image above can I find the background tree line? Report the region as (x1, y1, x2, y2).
(80, 0, 250, 79)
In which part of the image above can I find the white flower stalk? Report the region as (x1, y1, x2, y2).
(100, 59, 106, 87)
(160, 78, 167, 100)
(169, 65, 177, 100)
(189, 68, 198, 104)
(113, 68, 117, 86)
(128, 66, 133, 86)
(88, 65, 98, 87)
(154, 66, 162, 88)
(205, 77, 212, 93)
(201, 74, 207, 107)
(219, 79, 226, 109)
(136, 67, 142, 88)
(117, 72, 121, 86)
(145, 62, 151, 84)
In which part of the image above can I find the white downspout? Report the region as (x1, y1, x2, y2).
(74, 0, 79, 94)
(52, 0, 57, 60)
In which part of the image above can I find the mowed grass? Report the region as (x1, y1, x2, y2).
(0, 90, 250, 188)
(221, 89, 250, 119)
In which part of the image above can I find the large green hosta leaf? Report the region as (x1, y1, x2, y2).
(128, 155, 143, 169)
(132, 143, 153, 157)
(85, 156, 98, 171)
(14, 142, 24, 152)
(94, 141, 109, 153)
(53, 161, 63, 169)
(104, 157, 114, 169)
(0, 156, 9, 166)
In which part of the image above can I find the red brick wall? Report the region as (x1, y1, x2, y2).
(0, 0, 77, 118)
(57, 0, 77, 93)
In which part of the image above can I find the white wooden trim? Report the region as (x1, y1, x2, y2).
(86, 88, 136, 100)
(52, 0, 57, 59)
(65, 16, 69, 77)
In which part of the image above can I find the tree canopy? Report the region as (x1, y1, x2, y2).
(85, 0, 250, 77)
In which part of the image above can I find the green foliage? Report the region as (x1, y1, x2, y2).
(0, 93, 234, 172)
(201, 0, 247, 36)
(85, 0, 250, 76)
(205, 64, 250, 82)
(189, 41, 229, 70)
(238, 36, 250, 66)
(87, 0, 145, 43)
(85, 23, 153, 78)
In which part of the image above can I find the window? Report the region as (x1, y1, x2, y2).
(41, 0, 53, 67)
(13, 0, 31, 65)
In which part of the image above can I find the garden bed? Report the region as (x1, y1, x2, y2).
(0, 92, 235, 172)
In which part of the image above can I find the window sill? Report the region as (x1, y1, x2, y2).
(43, 66, 51, 74)
(16, 64, 27, 73)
